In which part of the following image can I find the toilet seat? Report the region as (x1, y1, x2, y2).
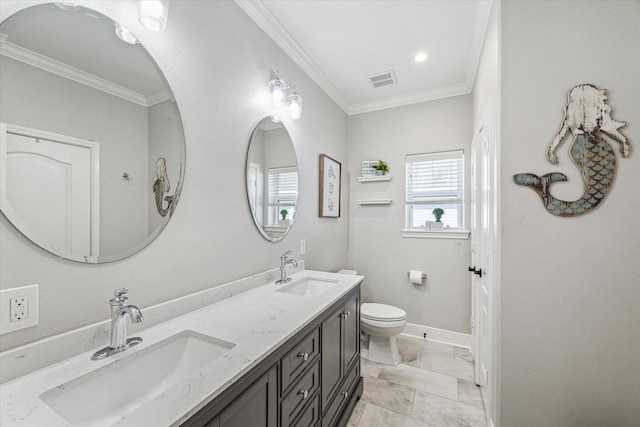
(361, 303, 406, 322)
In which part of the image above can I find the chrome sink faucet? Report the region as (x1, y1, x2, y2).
(91, 288, 144, 360)
(276, 250, 298, 284)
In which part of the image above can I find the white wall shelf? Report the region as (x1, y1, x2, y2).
(357, 175, 392, 183)
(357, 199, 392, 205)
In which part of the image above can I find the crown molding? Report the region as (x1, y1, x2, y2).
(348, 83, 472, 115)
(234, 0, 351, 114)
(465, 0, 494, 91)
(0, 36, 170, 107)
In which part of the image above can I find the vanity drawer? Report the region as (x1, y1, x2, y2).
(290, 392, 320, 427)
(321, 362, 359, 427)
(281, 327, 320, 393)
(282, 360, 320, 426)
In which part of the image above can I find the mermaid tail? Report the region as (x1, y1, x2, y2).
(514, 133, 615, 216)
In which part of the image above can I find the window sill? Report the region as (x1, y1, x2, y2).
(401, 229, 470, 240)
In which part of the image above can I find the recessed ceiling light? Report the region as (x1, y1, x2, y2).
(414, 52, 428, 62)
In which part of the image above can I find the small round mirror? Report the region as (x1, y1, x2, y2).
(246, 117, 298, 242)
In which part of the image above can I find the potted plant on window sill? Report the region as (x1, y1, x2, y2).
(372, 160, 389, 176)
(432, 208, 444, 230)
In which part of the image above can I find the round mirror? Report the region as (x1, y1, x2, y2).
(0, 3, 185, 263)
(246, 117, 298, 242)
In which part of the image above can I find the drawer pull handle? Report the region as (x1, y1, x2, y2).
(341, 391, 348, 399)
(340, 311, 351, 318)
(297, 352, 309, 361)
(298, 389, 309, 399)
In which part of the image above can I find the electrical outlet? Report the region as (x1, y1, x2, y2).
(1, 284, 39, 335)
(11, 296, 28, 322)
(299, 239, 306, 255)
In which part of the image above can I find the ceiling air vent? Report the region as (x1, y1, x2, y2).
(368, 70, 397, 89)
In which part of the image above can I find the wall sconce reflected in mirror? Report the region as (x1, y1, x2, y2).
(269, 70, 303, 120)
(153, 158, 175, 217)
(138, 0, 171, 32)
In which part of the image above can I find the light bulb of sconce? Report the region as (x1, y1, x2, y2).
(138, 0, 171, 32)
(288, 92, 302, 120)
(270, 78, 286, 108)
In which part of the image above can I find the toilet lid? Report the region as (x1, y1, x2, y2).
(361, 303, 406, 321)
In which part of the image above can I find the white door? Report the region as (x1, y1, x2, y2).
(471, 111, 493, 418)
(0, 123, 100, 261)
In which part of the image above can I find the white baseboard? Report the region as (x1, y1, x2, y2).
(402, 322, 471, 348)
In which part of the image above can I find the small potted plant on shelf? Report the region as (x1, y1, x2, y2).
(280, 209, 288, 221)
(372, 160, 389, 175)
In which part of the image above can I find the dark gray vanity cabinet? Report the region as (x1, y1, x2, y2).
(321, 292, 360, 427)
(182, 285, 362, 427)
(216, 367, 278, 427)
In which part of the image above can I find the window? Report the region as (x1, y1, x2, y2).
(405, 150, 464, 230)
(268, 166, 298, 224)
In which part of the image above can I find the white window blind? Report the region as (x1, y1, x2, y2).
(405, 150, 464, 229)
(268, 166, 298, 206)
(268, 166, 298, 224)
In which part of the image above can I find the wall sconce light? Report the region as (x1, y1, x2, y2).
(269, 71, 303, 120)
(138, 0, 171, 32)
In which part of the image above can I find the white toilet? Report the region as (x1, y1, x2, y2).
(360, 303, 407, 366)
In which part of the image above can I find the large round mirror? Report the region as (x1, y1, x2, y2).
(246, 117, 298, 242)
(0, 3, 185, 263)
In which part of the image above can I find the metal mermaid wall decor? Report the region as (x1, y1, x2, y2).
(513, 84, 631, 216)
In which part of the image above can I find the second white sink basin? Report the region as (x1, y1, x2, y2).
(40, 330, 235, 426)
(277, 277, 339, 296)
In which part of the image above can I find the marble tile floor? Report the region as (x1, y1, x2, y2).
(348, 335, 486, 427)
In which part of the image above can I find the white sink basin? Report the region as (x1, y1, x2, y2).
(277, 277, 339, 296)
(40, 330, 235, 426)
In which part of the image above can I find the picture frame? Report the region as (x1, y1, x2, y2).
(361, 160, 378, 176)
(319, 154, 341, 218)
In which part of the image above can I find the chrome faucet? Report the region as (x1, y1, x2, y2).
(91, 288, 144, 360)
(276, 250, 298, 284)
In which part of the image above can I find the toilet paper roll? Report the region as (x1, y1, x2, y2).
(409, 270, 423, 284)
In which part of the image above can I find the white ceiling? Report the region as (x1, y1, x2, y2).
(236, 0, 493, 115)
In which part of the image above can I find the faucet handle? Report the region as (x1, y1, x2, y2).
(282, 250, 292, 258)
(110, 288, 129, 306)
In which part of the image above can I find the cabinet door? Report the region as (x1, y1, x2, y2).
(343, 292, 359, 371)
(219, 366, 277, 427)
(321, 306, 343, 410)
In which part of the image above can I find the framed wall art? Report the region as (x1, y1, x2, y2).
(319, 154, 341, 217)
(361, 160, 378, 176)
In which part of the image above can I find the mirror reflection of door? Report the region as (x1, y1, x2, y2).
(0, 123, 99, 262)
(248, 162, 263, 227)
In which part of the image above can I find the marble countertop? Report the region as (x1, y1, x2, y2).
(0, 269, 363, 426)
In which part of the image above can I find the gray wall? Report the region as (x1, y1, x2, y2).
(500, 1, 640, 425)
(347, 95, 473, 333)
(0, 0, 349, 351)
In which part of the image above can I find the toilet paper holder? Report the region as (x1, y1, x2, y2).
(407, 272, 427, 279)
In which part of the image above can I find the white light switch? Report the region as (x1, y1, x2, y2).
(1, 284, 39, 335)
(299, 239, 306, 255)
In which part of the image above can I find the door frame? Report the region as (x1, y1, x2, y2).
(0, 122, 100, 261)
